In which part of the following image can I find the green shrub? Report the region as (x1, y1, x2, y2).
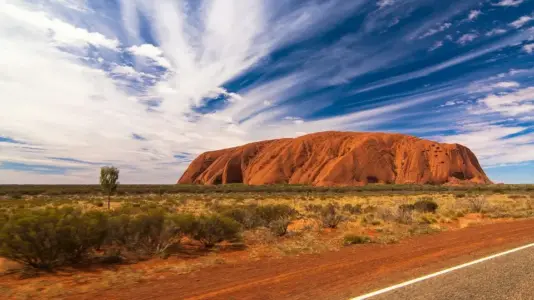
(221, 207, 261, 229)
(320, 203, 344, 228)
(108, 210, 195, 256)
(268, 218, 291, 236)
(0, 211, 9, 230)
(413, 199, 438, 213)
(343, 234, 371, 246)
(9, 193, 22, 200)
(0, 208, 107, 269)
(221, 204, 295, 230)
(255, 204, 296, 225)
(192, 215, 241, 248)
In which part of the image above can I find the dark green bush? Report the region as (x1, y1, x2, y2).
(320, 203, 344, 228)
(0, 208, 107, 269)
(255, 204, 296, 225)
(108, 210, 195, 256)
(221, 207, 261, 229)
(268, 218, 291, 236)
(413, 199, 438, 213)
(221, 204, 295, 230)
(9, 193, 22, 200)
(343, 234, 371, 246)
(192, 215, 241, 248)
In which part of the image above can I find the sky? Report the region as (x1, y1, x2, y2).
(0, 0, 533, 184)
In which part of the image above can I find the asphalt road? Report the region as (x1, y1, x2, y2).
(368, 246, 534, 300)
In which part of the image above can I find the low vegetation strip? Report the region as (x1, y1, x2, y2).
(0, 207, 242, 269)
(1, 183, 533, 197)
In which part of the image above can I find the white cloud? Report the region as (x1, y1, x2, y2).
(419, 23, 452, 39)
(439, 124, 534, 166)
(478, 86, 534, 116)
(52, 0, 93, 12)
(284, 116, 305, 124)
(494, 0, 525, 7)
(2, 2, 118, 50)
(377, 0, 395, 8)
(523, 43, 534, 53)
(469, 80, 520, 93)
(111, 65, 140, 78)
(353, 30, 534, 96)
(510, 16, 533, 29)
(429, 41, 444, 51)
(492, 81, 520, 88)
(468, 10, 481, 21)
(457, 33, 479, 45)
(127, 44, 172, 69)
(486, 28, 507, 36)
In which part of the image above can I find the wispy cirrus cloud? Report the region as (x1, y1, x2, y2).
(419, 22, 452, 39)
(457, 33, 479, 45)
(478, 87, 534, 116)
(2, 0, 534, 183)
(486, 28, 507, 36)
(510, 15, 534, 28)
(494, 0, 525, 7)
(468, 10, 481, 21)
(523, 43, 534, 53)
(127, 44, 172, 69)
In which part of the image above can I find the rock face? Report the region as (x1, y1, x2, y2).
(178, 131, 492, 186)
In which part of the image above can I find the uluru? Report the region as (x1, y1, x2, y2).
(178, 131, 492, 186)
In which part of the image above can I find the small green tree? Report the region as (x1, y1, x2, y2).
(100, 166, 119, 209)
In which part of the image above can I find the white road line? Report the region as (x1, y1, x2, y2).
(351, 242, 534, 300)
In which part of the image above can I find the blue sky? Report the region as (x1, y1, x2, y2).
(0, 0, 533, 184)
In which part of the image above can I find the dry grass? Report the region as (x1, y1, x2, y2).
(1, 191, 533, 298)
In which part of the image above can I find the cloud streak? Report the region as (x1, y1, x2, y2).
(2, 0, 534, 183)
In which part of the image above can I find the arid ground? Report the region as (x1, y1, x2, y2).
(1, 185, 533, 299)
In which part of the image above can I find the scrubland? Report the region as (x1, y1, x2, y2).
(0, 185, 533, 299)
